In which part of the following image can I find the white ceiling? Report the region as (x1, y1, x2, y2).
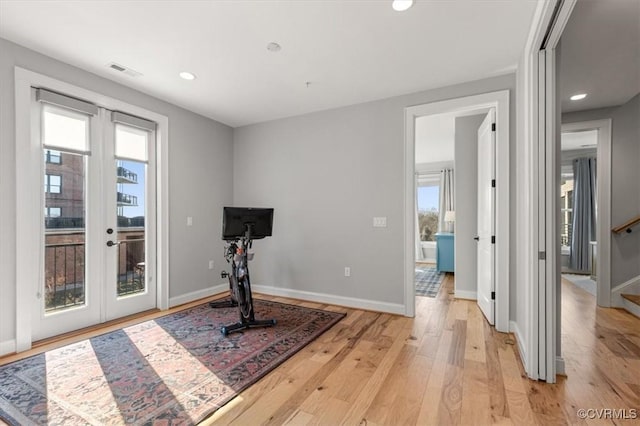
(559, 0, 640, 112)
(0, 0, 538, 127)
(415, 113, 456, 164)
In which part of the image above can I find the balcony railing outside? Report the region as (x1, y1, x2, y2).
(44, 242, 85, 312)
(117, 238, 145, 296)
(117, 192, 138, 206)
(44, 237, 145, 312)
(46, 217, 145, 228)
(117, 166, 138, 183)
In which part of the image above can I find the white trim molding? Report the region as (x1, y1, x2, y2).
(556, 357, 566, 376)
(0, 339, 16, 357)
(510, 320, 528, 376)
(169, 283, 228, 308)
(14, 67, 170, 352)
(562, 120, 612, 307)
(522, 0, 576, 383)
(454, 290, 477, 300)
(612, 274, 640, 309)
(612, 274, 640, 294)
(404, 90, 510, 333)
(251, 284, 406, 316)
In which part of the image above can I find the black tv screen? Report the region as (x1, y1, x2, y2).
(222, 207, 274, 240)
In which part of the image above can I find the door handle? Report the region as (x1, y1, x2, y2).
(106, 240, 120, 247)
(473, 236, 480, 241)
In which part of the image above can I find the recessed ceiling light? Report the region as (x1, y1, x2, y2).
(267, 42, 281, 52)
(179, 71, 196, 81)
(392, 0, 414, 11)
(570, 93, 587, 101)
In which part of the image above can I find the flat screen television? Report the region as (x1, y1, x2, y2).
(222, 207, 274, 240)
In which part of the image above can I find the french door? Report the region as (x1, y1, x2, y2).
(32, 89, 157, 341)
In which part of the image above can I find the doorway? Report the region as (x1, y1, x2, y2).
(32, 95, 157, 341)
(523, 0, 632, 382)
(404, 90, 510, 333)
(558, 125, 612, 305)
(414, 113, 454, 299)
(14, 68, 170, 352)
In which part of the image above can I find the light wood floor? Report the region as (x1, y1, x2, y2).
(2, 276, 639, 425)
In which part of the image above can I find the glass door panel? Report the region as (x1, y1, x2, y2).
(116, 159, 146, 297)
(44, 151, 87, 312)
(105, 121, 156, 320)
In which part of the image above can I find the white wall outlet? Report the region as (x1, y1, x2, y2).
(187, 216, 193, 226)
(344, 267, 351, 277)
(373, 216, 387, 227)
(208, 260, 214, 270)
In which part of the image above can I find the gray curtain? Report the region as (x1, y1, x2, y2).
(438, 169, 454, 232)
(570, 157, 596, 271)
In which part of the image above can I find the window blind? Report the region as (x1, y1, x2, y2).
(36, 88, 98, 116)
(111, 111, 156, 132)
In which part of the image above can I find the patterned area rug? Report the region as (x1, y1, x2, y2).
(0, 299, 344, 425)
(415, 265, 445, 297)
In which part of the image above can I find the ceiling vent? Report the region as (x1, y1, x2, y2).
(107, 62, 142, 78)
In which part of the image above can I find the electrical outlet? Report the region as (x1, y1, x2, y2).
(208, 260, 214, 270)
(344, 267, 351, 277)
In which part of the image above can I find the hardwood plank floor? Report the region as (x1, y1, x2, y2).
(203, 276, 640, 425)
(2, 275, 639, 425)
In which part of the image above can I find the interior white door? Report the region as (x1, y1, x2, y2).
(476, 109, 496, 324)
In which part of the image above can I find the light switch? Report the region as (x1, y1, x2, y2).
(187, 216, 193, 226)
(373, 217, 387, 228)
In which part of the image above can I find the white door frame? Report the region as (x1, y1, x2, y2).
(561, 120, 612, 307)
(521, 0, 577, 382)
(404, 90, 510, 333)
(14, 67, 170, 352)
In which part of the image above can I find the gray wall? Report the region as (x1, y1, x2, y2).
(234, 74, 517, 311)
(0, 38, 234, 347)
(454, 114, 486, 296)
(562, 93, 640, 287)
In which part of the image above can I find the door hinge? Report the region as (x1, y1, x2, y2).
(491, 122, 496, 132)
(491, 235, 495, 244)
(539, 251, 546, 260)
(491, 291, 496, 300)
(491, 179, 496, 188)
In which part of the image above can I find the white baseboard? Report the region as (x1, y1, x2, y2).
(510, 320, 528, 377)
(556, 356, 566, 376)
(612, 274, 640, 294)
(251, 284, 406, 315)
(169, 283, 228, 308)
(622, 297, 640, 318)
(454, 290, 477, 300)
(0, 339, 16, 357)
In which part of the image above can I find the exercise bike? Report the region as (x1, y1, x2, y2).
(211, 207, 276, 336)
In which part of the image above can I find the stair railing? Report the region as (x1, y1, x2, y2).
(612, 214, 640, 234)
